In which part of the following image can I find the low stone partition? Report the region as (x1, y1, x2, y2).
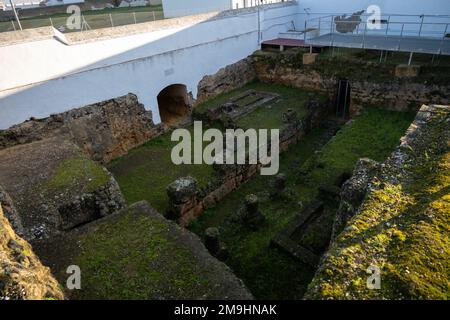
(0, 93, 163, 163)
(196, 89, 279, 123)
(166, 99, 332, 226)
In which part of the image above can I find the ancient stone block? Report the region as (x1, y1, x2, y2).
(331, 158, 380, 239)
(303, 53, 318, 65)
(395, 64, 420, 78)
(0, 93, 161, 163)
(0, 137, 126, 241)
(242, 194, 265, 230)
(166, 176, 201, 223)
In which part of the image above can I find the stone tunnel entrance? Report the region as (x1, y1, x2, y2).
(157, 84, 192, 127)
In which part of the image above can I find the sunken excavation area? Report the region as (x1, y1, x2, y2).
(0, 48, 449, 300)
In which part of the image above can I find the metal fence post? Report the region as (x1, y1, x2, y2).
(439, 23, 448, 55)
(418, 15, 424, 36)
(398, 23, 404, 51)
(109, 14, 114, 27)
(152, 11, 156, 21)
(318, 17, 321, 35)
(49, 17, 54, 27)
(385, 15, 390, 39)
(133, 12, 137, 24)
(362, 21, 367, 49)
(304, 20, 307, 42)
(330, 15, 334, 47)
(11, 20, 16, 31)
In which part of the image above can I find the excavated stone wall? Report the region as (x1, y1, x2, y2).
(0, 94, 163, 163)
(0, 202, 64, 300)
(252, 52, 450, 115)
(196, 57, 257, 105)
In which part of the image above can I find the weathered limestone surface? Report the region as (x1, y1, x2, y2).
(0, 93, 161, 163)
(196, 57, 257, 104)
(0, 136, 125, 242)
(0, 203, 64, 300)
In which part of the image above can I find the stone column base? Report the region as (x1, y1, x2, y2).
(303, 53, 318, 65)
(395, 64, 420, 78)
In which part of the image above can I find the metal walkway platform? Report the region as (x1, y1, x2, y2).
(306, 33, 450, 55)
(262, 38, 309, 47)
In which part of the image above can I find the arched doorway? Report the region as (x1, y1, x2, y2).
(157, 84, 191, 127)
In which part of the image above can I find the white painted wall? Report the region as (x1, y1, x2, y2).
(162, 0, 231, 17)
(0, 3, 298, 128)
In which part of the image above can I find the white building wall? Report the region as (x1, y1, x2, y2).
(0, 3, 298, 129)
(162, 0, 232, 17)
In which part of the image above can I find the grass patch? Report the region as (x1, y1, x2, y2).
(108, 130, 214, 213)
(296, 107, 416, 202)
(71, 206, 208, 300)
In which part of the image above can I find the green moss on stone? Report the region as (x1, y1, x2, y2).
(46, 156, 110, 193)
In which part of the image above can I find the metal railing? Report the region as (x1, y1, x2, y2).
(303, 13, 450, 39)
(302, 13, 450, 55)
(232, 0, 291, 10)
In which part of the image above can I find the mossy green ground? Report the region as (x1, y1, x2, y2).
(109, 83, 320, 213)
(306, 108, 449, 299)
(70, 205, 209, 300)
(189, 107, 414, 299)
